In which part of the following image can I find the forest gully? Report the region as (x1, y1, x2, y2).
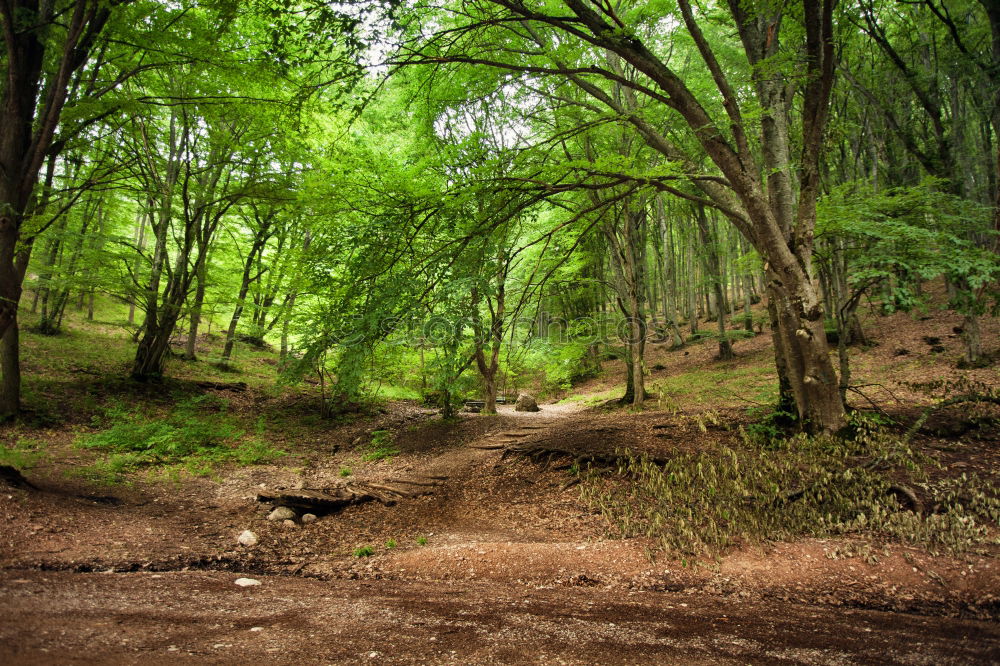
(1, 0, 998, 663)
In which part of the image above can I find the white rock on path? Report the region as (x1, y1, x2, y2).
(237, 530, 258, 546)
(301, 513, 317, 524)
(234, 578, 261, 587)
(267, 506, 296, 521)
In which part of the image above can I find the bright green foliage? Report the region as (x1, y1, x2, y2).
(75, 396, 284, 481)
(353, 545, 375, 557)
(0, 439, 47, 471)
(516, 339, 597, 395)
(360, 429, 399, 462)
(817, 180, 998, 314)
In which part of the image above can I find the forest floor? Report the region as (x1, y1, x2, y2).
(1, 293, 999, 664)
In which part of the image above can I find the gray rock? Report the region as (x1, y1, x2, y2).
(514, 393, 540, 412)
(267, 506, 296, 521)
(237, 530, 258, 546)
(282, 519, 298, 528)
(301, 513, 317, 524)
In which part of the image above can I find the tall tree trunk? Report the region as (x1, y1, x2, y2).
(695, 205, 733, 360)
(42, 200, 97, 334)
(656, 198, 684, 347)
(0, 243, 32, 419)
(0, 323, 20, 420)
(280, 291, 297, 362)
(132, 291, 183, 380)
(222, 235, 270, 362)
(35, 215, 69, 334)
(184, 258, 208, 361)
(743, 274, 754, 332)
(686, 234, 698, 336)
(131, 210, 172, 379)
(628, 296, 647, 407)
(128, 208, 149, 326)
(960, 315, 984, 368)
(0, 0, 115, 365)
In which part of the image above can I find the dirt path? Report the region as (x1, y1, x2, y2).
(2, 569, 997, 665)
(2, 401, 999, 664)
(392, 408, 568, 483)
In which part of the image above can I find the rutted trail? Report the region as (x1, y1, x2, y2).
(257, 405, 574, 512)
(3, 400, 999, 663)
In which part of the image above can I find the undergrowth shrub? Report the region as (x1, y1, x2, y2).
(75, 396, 284, 482)
(359, 429, 399, 462)
(581, 415, 999, 559)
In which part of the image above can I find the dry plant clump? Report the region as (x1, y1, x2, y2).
(581, 414, 1000, 561)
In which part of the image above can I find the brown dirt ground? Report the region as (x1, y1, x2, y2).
(2, 292, 999, 664)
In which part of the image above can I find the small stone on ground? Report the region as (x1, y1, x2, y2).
(237, 530, 258, 546)
(267, 506, 296, 521)
(234, 578, 261, 587)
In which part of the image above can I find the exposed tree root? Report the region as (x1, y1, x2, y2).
(384, 477, 440, 487)
(777, 459, 924, 514)
(887, 484, 923, 514)
(194, 380, 248, 392)
(0, 465, 37, 490)
(501, 444, 668, 470)
(559, 478, 581, 491)
(904, 393, 1000, 443)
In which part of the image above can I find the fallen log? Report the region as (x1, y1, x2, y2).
(257, 476, 445, 514)
(257, 484, 397, 513)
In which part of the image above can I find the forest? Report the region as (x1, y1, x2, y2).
(1, 0, 999, 662)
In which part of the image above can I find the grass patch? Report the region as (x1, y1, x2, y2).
(73, 395, 285, 483)
(582, 416, 999, 560)
(0, 439, 48, 471)
(359, 429, 399, 462)
(373, 384, 422, 401)
(650, 364, 776, 408)
(557, 387, 620, 406)
(353, 545, 375, 557)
